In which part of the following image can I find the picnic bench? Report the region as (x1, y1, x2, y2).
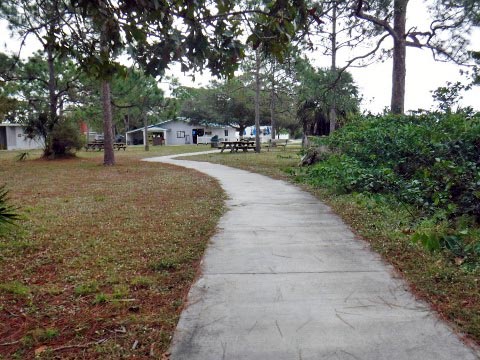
(220, 140, 255, 153)
(265, 139, 289, 151)
(85, 141, 127, 151)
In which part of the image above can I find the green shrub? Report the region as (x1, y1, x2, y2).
(49, 121, 84, 157)
(24, 113, 84, 158)
(315, 112, 480, 221)
(301, 112, 480, 264)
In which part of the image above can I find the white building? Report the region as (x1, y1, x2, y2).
(126, 119, 237, 146)
(0, 123, 44, 150)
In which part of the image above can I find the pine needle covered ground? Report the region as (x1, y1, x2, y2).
(0, 146, 224, 359)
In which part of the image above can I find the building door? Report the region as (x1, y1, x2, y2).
(192, 129, 204, 144)
(0, 128, 6, 150)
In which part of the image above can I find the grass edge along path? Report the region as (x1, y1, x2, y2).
(183, 150, 480, 349)
(0, 148, 225, 359)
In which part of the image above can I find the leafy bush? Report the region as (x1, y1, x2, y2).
(301, 112, 480, 265)
(49, 121, 84, 157)
(25, 115, 85, 158)
(313, 112, 480, 221)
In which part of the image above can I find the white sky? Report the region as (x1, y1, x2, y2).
(1, 0, 479, 113)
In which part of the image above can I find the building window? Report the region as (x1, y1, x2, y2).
(224, 130, 229, 137)
(176, 131, 185, 138)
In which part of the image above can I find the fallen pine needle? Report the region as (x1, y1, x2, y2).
(52, 338, 107, 352)
(0, 340, 20, 346)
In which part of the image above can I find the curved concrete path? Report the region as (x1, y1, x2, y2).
(145, 152, 479, 360)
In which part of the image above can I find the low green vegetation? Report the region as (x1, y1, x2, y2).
(0, 281, 31, 297)
(302, 112, 480, 270)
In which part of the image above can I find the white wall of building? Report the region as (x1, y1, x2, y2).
(125, 120, 236, 146)
(164, 120, 194, 145)
(164, 121, 236, 145)
(196, 128, 237, 144)
(0, 124, 44, 150)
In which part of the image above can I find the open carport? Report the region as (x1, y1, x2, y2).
(126, 125, 167, 146)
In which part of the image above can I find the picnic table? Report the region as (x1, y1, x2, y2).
(85, 141, 127, 151)
(220, 140, 255, 153)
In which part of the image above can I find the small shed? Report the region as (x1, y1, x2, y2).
(0, 123, 43, 150)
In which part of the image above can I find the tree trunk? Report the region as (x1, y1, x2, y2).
(45, 32, 57, 157)
(101, 79, 115, 165)
(254, 48, 261, 153)
(143, 115, 149, 151)
(302, 127, 309, 148)
(100, 9, 115, 165)
(329, 102, 337, 134)
(329, 0, 338, 135)
(270, 63, 276, 140)
(124, 113, 129, 132)
(47, 48, 57, 127)
(391, 0, 408, 114)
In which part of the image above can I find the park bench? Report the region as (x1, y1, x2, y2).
(265, 139, 289, 151)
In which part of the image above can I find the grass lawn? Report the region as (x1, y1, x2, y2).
(187, 147, 480, 347)
(0, 145, 224, 359)
(178, 149, 301, 181)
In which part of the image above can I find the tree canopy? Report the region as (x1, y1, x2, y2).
(0, 0, 478, 160)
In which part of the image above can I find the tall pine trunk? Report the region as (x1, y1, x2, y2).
(45, 45, 57, 157)
(101, 80, 115, 165)
(270, 63, 276, 140)
(391, 0, 408, 114)
(254, 48, 261, 153)
(100, 17, 115, 165)
(329, 0, 338, 135)
(143, 115, 149, 151)
(44, 21, 59, 158)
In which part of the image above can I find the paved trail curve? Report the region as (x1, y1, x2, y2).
(145, 153, 479, 360)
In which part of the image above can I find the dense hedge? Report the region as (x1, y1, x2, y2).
(308, 112, 480, 222)
(301, 112, 480, 266)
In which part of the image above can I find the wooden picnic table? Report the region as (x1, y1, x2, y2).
(85, 141, 127, 151)
(220, 140, 255, 153)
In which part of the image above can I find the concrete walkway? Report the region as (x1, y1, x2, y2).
(145, 152, 479, 360)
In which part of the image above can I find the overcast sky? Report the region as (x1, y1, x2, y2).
(1, 0, 479, 114)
